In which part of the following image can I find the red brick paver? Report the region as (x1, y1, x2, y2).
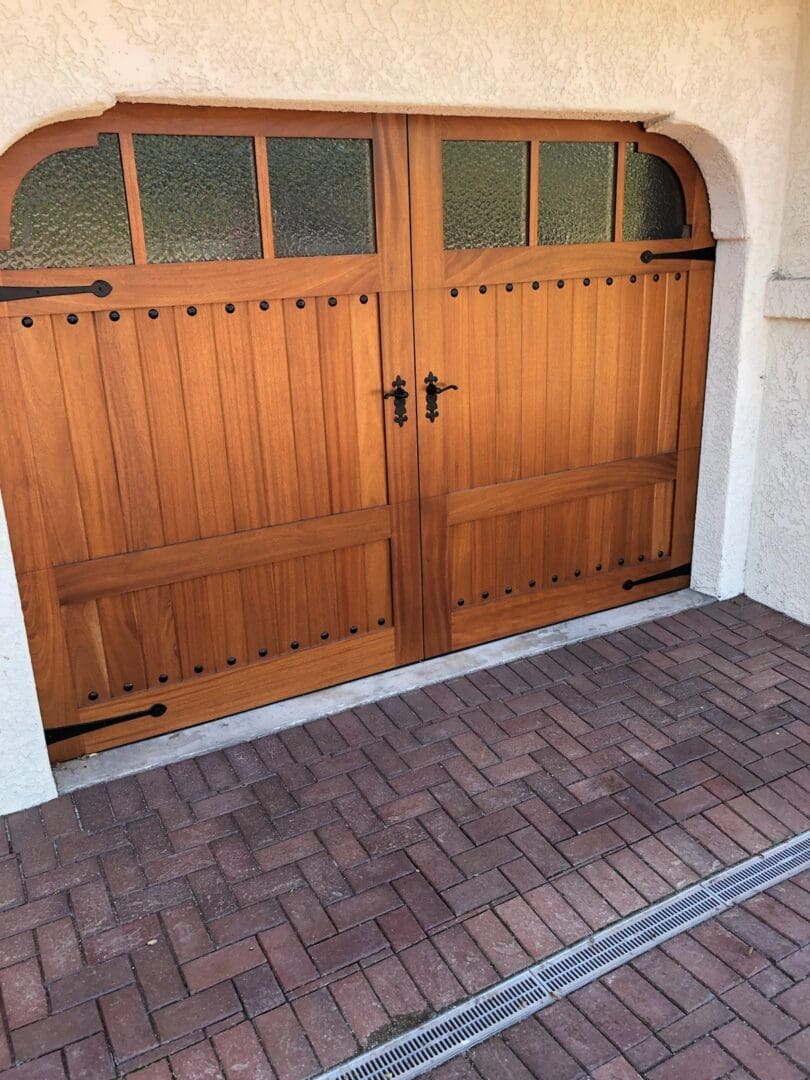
(0, 597, 807, 1075)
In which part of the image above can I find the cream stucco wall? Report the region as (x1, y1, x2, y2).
(0, 0, 803, 812)
(747, 3, 810, 623)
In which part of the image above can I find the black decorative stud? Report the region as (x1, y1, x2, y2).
(638, 554, 645, 561)
(187, 305, 197, 316)
(148, 309, 159, 320)
(450, 287, 459, 297)
(658, 550, 665, 558)
(109, 310, 120, 322)
(606, 277, 614, 285)
(350, 625, 358, 634)
(158, 673, 168, 683)
(618, 557, 625, 566)
(557, 280, 565, 289)
(320, 631, 329, 640)
(377, 617, 386, 626)
(457, 599, 465, 607)
(67, 313, 79, 324)
(505, 586, 513, 594)
(290, 640, 300, 650)
(653, 273, 660, 282)
(596, 563, 602, 572)
(574, 569, 581, 577)
(584, 278, 591, 286)
(21, 316, 33, 328)
(360, 294, 369, 304)
(529, 579, 536, 588)
(551, 574, 559, 583)
(88, 690, 98, 701)
(258, 647, 268, 657)
(296, 299, 305, 309)
(481, 591, 489, 599)
(260, 300, 270, 310)
(225, 303, 235, 313)
(505, 283, 513, 292)
(328, 296, 337, 307)
(675, 272, 682, 280)
(227, 656, 236, 665)
(123, 682, 134, 692)
(532, 281, 540, 290)
(630, 274, 637, 283)
(479, 285, 487, 294)
(194, 664, 204, 673)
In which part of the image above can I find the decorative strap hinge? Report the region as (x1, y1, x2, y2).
(640, 247, 715, 264)
(45, 702, 166, 746)
(622, 563, 691, 591)
(0, 279, 113, 302)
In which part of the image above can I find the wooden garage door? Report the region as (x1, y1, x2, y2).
(0, 107, 422, 760)
(0, 107, 713, 760)
(408, 117, 714, 655)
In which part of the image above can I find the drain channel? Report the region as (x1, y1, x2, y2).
(317, 830, 810, 1080)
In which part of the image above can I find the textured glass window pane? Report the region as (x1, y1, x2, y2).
(0, 134, 132, 269)
(267, 138, 375, 257)
(538, 141, 615, 245)
(623, 145, 687, 241)
(443, 140, 528, 249)
(134, 134, 262, 263)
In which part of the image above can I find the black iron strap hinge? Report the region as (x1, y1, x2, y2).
(640, 247, 715, 264)
(0, 279, 113, 303)
(622, 563, 691, 591)
(44, 702, 166, 746)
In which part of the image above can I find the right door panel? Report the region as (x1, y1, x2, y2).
(409, 115, 715, 655)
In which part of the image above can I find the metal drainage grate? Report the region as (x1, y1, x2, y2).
(317, 830, 810, 1080)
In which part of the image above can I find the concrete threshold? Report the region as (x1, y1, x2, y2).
(55, 587, 714, 794)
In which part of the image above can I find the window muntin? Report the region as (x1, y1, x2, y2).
(442, 140, 529, 250)
(133, 134, 262, 264)
(0, 134, 133, 270)
(267, 137, 376, 258)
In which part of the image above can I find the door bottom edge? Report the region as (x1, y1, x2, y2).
(53, 587, 714, 795)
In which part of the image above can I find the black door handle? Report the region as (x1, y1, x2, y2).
(383, 375, 409, 426)
(424, 371, 459, 422)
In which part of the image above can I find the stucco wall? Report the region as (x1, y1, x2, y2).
(0, 0, 802, 812)
(746, 5, 810, 624)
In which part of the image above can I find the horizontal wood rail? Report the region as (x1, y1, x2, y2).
(55, 505, 392, 604)
(447, 453, 678, 527)
(47, 627, 396, 754)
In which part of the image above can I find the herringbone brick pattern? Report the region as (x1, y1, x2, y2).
(0, 597, 808, 1077)
(443, 871, 810, 1080)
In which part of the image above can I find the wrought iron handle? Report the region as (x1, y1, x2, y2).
(0, 279, 113, 302)
(424, 371, 459, 422)
(383, 375, 409, 426)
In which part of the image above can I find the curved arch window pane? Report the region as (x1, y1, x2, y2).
(0, 134, 132, 269)
(538, 141, 615, 245)
(267, 138, 376, 258)
(134, 134, 262, 263)
(623, 145, 687, 241)
(443, 140, 528, 249)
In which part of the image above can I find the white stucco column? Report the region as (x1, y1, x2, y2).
(0, 494, 57, 812)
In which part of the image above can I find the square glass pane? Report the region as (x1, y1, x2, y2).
(443, 140, 528, 249)
(0, 134, 133, 269)
(538, 141, 616, 245)
(623, 144, 687, 241)
(134, 134, 262, 263)
(267, 138, 376, 258)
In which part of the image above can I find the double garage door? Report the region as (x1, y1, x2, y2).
(0, 107, 714, 760)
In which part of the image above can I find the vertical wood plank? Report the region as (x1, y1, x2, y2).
(62, 600, 110, 705)
(18, 570, 78, 729)
(544, 279, 574, 474)
(520, 280, 548, 480)
(134, 585, 182, 688)
(348, 293, 388, 508)
(658, 272, 688, 453)
(283, 298, 331, 520)
(569, 278, 597, 469)
(318, 296, 361, 514)
(635, 274, 667, 457)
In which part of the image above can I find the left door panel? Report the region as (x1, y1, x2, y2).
(0, 108, 422, 760)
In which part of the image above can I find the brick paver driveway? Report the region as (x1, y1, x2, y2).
(439, 875, 810, 1080)
(0, 597, 808, 1077)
